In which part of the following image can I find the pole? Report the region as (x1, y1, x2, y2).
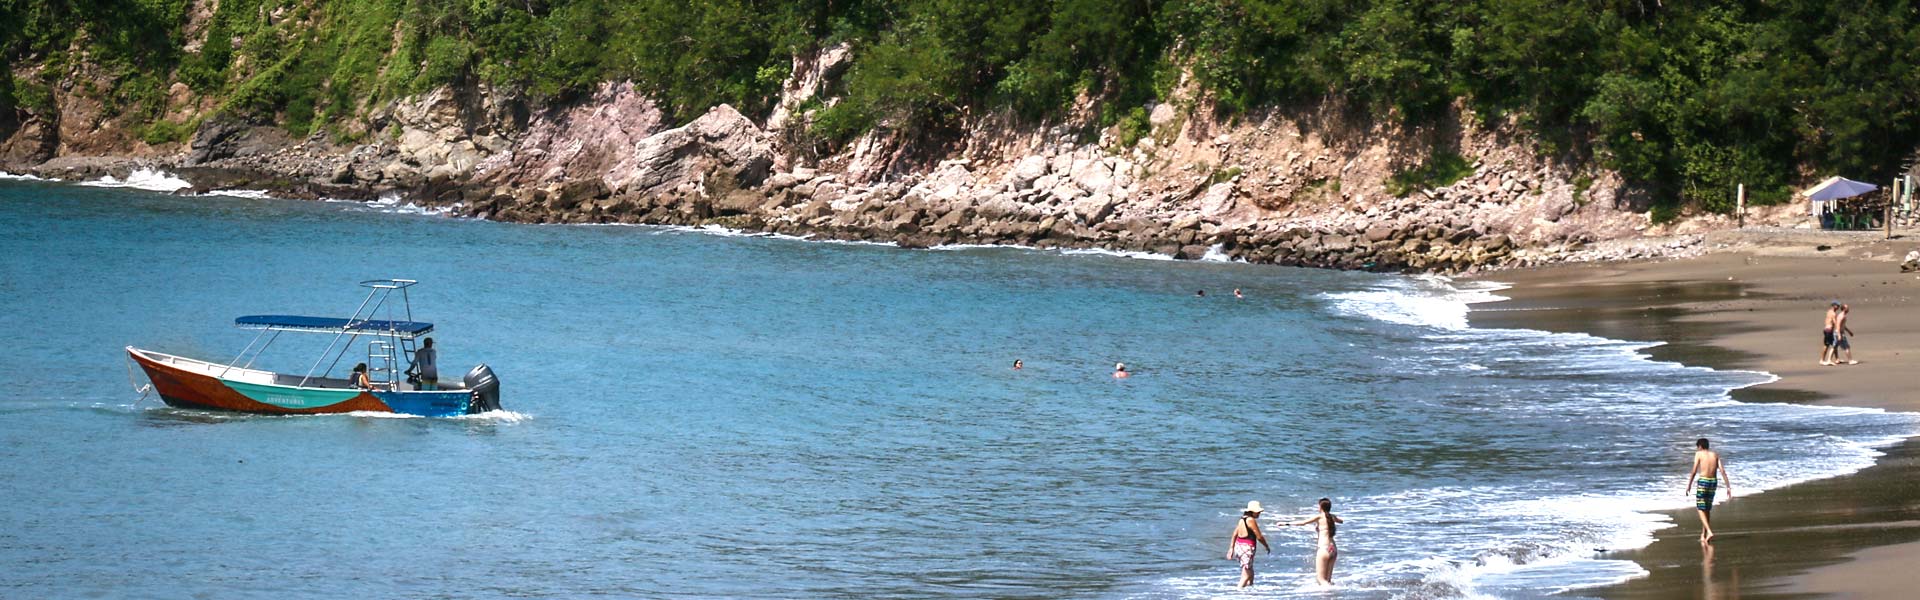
(1889, 179, 1896, 240)
(1736, 183, 1745, 228)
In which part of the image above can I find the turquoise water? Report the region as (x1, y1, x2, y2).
(2, 177, 1916, 598)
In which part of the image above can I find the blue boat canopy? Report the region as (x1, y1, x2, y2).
(235, 315, 435, 337)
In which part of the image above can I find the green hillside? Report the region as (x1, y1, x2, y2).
(3, 1, 1917, 211)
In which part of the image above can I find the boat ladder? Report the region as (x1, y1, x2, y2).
(368, 341, 397, 391)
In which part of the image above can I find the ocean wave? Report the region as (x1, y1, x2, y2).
(78, 168, 191, 192)
(321, 192, 457, 216)
(0, 171, 51, 181)
(1322, 276, 1507, 330)
(1308, 274, 1920, 597)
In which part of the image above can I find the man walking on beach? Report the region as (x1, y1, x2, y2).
(1834, 304, 1858, 365)
(1686, 438, 1733, 542)
(1820, 302, 1841, 365)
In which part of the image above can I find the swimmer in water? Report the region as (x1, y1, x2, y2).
(1196, 290, 1206, 297)
(1234, 288, 1244, 299)
(1012, 359, 1023, 370)
(1113, 363, 1130, 378)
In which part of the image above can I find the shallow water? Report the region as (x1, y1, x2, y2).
(1, 178, 1914, 599)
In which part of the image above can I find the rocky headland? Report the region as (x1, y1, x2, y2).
(4, 51, 1811, 273)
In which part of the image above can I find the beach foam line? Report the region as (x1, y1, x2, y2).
(1320, 274, 1920, 597)
(0, 171, 51, 181)
(77, 168, 191, 193)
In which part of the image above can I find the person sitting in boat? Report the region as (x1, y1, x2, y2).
(407, 337, 439, 390)
(351, 363, 376, 391)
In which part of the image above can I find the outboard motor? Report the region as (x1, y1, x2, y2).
(463, 364, 501, 413)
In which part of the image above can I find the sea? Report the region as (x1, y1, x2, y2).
(2, 171, 1916, 599)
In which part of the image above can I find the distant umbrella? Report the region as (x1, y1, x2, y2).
(1804, 176, 1880, 217)
(1803, 176, 1879, 200)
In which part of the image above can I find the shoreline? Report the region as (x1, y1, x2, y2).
(1467, 229, 1920, 598)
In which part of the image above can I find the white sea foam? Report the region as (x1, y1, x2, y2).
(451, 409, 533, 422)
(1058, 247, 1176, 261)
(1304, 275, 1920, 598)
(323, 192, 458, 216)
(1323, 276, 1506, 330)
(0, 171, 51, 181)
(341, 410, 424, 419)
(643, 223, 895, 247)
(929, 242, 1179, 262)
(78, 168, 191, 192)
(1200, 243, 1237, 263)
(203, 189, 274, 199)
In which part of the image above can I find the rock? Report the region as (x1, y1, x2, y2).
(380, 161, 420, 183)
(1364, 225, 1395, 243)
(1171, 214, 1203, 231)
(607, 104, 774, 197)
(1008, 155, 1049, 188)
(813, 182, 848, 203)
(1072, 194, 1116, 226)
(328, 163, 354, 184)
(714, 189, 764, 215)
(1198, 182, 1236, 218)
(1149, 103, 1178, 126)
(1070, 159, 1115, 195)
(185, 116, 291, 166)
(930, 207, 969, 232)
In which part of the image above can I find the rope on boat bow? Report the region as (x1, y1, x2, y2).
(124, 356, 153, 407)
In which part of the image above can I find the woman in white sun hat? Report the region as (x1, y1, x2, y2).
(1225, 500, 1272, 587)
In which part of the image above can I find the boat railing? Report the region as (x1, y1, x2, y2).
(297, 279, 421, 388)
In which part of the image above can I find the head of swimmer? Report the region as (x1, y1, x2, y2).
(1696, 438, 1710, 449)
(1317, 498, 1332, 512)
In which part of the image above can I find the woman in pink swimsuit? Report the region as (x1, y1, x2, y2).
(1286, 498, 1344, 586)
(1225, 501, 1272, 588)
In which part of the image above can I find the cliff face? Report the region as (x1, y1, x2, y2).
(4, 43, 1754, 272)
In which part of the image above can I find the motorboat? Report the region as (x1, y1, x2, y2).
(127, 279, 501, 416)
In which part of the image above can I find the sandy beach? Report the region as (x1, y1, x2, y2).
(1469, 227, 1920, 598)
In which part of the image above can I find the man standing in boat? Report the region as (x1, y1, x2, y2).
(409, 337, 439, 390)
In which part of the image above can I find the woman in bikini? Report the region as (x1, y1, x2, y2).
(1225, 501, 1272, 588)
(1286, 498, 1344, 586)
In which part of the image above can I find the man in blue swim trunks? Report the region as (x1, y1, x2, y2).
(1686, 438, 1734, 542)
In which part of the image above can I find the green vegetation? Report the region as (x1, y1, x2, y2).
(1114, 106, 1151, 148)
(1650, 202, 1680, 225)
(139, 119, 194, 145)
(1386, 151, 1474, 197)
(1, 1, 1917, 214)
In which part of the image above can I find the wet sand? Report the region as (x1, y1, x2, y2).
(1467, 228, 1920, 598)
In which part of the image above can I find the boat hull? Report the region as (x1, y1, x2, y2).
(129, 349, 475, 417)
